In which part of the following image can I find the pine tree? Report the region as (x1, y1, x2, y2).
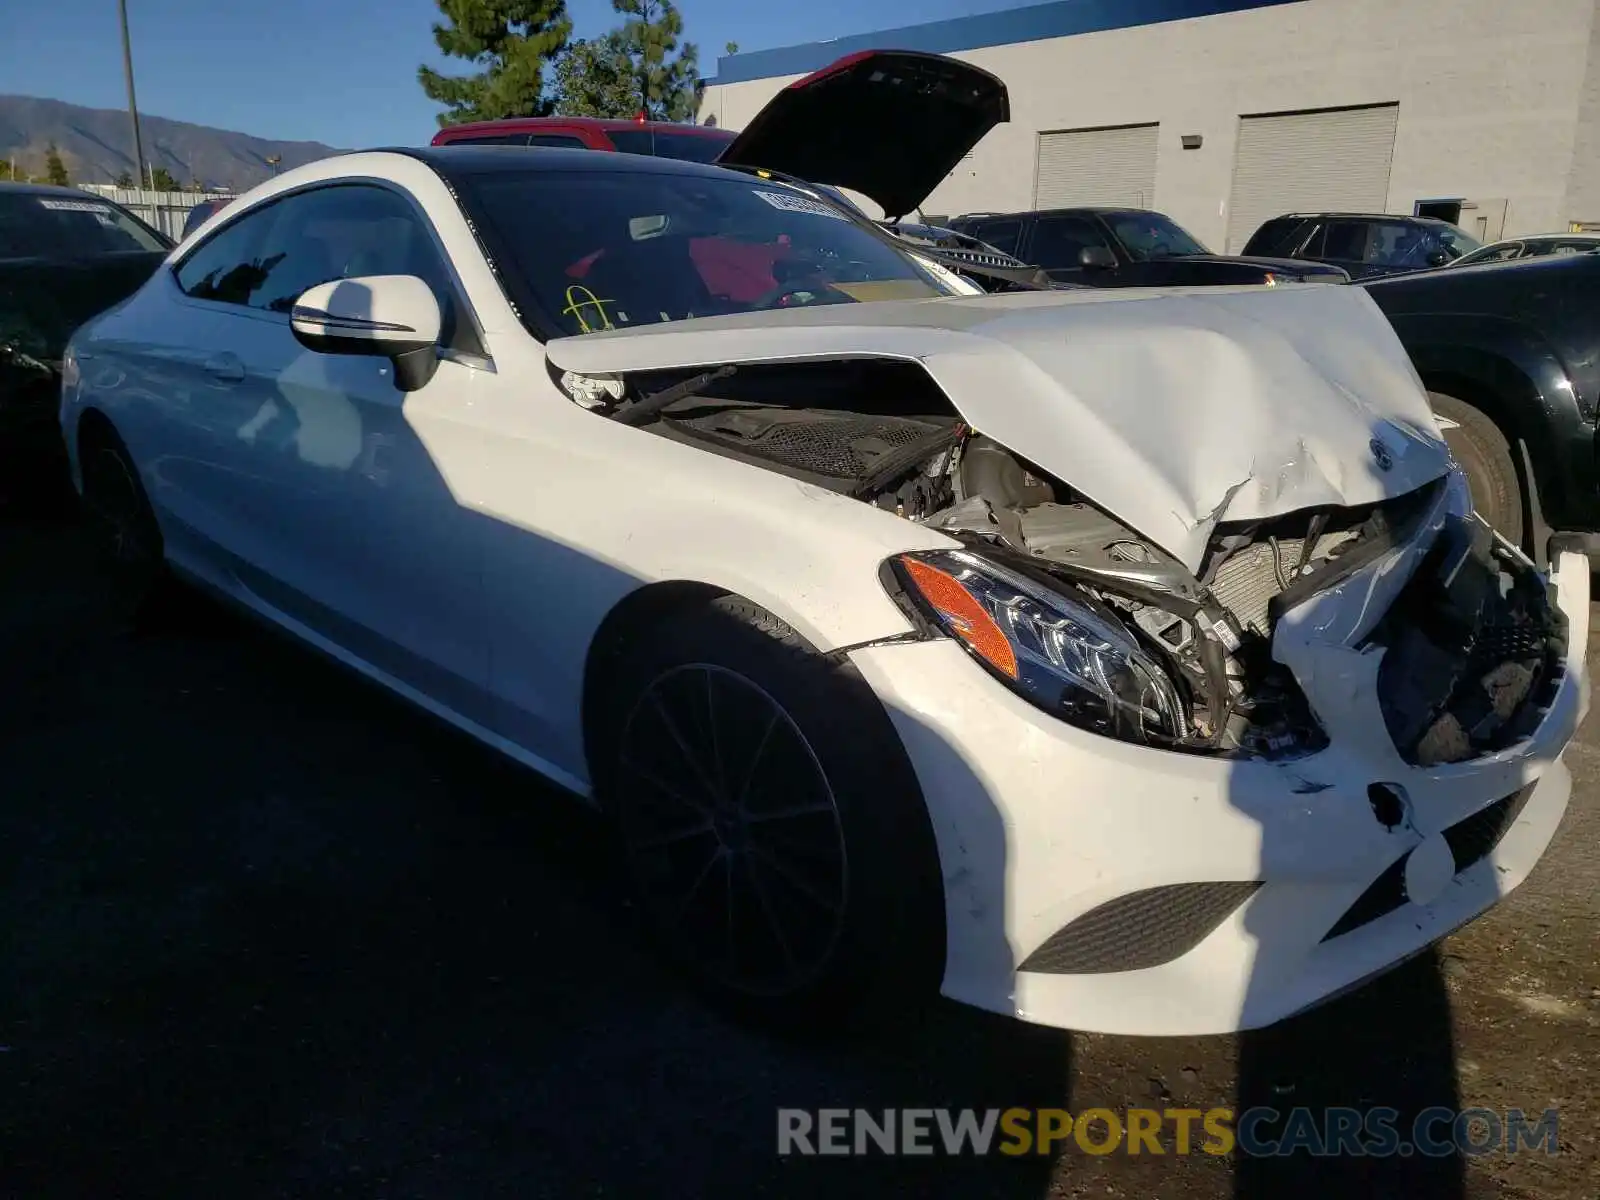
(612, 0, 699, 121)
(550, 33, 638, 119)
(149, 166, 179, 192)
(418, 0, 572, 125)
(44, 143, 69, 187)
(113, 170, 135, 188)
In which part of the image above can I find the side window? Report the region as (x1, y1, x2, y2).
(1367, 223, 1426, 267)
(1027, 217, 1112, 269)
(527, 134, 588, 148)
(446, 133, 531, 146)
(1477, 242, 1523, 262)
(1321, 222, 1372, 261)
(974, 219, 1022, 256)
(174, 205, 276, 305)
(175, 185, 483, 356)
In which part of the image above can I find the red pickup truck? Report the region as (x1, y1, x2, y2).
(431, 116, 735, 162)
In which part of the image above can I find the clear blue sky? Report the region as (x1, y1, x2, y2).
(0, 0, 1024, 148)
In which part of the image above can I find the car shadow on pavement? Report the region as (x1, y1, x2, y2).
(1232, 949, 1464, 1197)
(1231, 426, 1471, 1200)
(0, 509, 1074, 1200)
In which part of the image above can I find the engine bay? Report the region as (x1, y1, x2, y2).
(560, 356, 1541, 761)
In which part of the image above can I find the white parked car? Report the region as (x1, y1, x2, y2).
(1452, 232, 1600, 267)
(60, 139, 1589, 1036)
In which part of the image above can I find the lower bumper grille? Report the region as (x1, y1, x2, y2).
(1019, 881, 1262, 974)
(1321, 787, 1532, 942)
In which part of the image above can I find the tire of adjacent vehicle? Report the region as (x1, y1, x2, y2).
(1428, 391, 1526, 545)
(77, 418, 169, 617)
(588, 595, 946, 1029)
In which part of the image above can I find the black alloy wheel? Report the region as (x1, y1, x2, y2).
(616, 662, 848, 998)
(592, 596, 945, 1026)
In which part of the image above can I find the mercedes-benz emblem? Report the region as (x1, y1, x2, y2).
(1370, 437, 1394, 472)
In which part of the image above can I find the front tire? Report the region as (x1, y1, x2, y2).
(77, 420, 167, 619)
(1429, 391, 1526, 545)
(590, 596, 944, 1027)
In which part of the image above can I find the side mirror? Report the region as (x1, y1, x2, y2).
(1426, 249, 1450, 268)
(1079, 245, 1117, 270)
(290, 274, 442, 392)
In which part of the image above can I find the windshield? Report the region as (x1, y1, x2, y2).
(0, 192, 169, 258)
(1432, 223, 1482, 259)
(1106, 212, 1209, 260)
(460, 168, 957, 337)
(608, 128, 736, 164)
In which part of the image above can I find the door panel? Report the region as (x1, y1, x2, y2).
(152, 180, 494, 721)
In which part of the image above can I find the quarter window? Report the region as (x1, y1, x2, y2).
(175, 184, 483, 355)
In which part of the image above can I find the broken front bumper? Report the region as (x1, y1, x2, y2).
(848, 543, 1589, 1037)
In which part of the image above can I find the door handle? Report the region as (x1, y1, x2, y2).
(203, 353, 244, 384)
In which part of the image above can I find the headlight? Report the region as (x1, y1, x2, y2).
(888, 549, 1187, 745)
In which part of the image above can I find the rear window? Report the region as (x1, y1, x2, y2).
(1242, 218, 1308, 257)
(0, 192, 168, 258)
(457, 168, 954, 338)
(607, 128, 734, 163)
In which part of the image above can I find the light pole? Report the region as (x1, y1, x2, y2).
(117, 0, 149, 194)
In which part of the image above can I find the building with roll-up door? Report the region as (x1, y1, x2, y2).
(699, 0, 1600, 251)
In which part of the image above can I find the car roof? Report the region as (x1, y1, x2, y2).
(437, 116, 733, 138)
(953, 206, 1173, 221)
(1503, 232, 1600, 240)
(0, 180, 99, 199)
(390, 144, 751, 183)
(1269, 212, 1455, 224)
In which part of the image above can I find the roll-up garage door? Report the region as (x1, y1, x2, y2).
(1225, 104, 1399, 252)
(1034, 124, 1159, 209)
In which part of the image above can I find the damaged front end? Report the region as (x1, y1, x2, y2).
(1370, 520, 1567, 765)
(558, 351, 1567, 768)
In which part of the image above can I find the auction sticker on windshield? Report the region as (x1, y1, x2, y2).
(751, 190, 850, 221)
(36, 199, 114, 213)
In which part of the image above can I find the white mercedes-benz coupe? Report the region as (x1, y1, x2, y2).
(59, 120, 1589, 1036)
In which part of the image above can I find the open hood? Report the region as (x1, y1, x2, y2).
(717, 50, 1009, 221)
(546, 284, 1449, 571)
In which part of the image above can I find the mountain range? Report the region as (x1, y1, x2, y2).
(0, 95, 343, 192)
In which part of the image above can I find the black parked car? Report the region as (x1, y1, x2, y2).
(1362, 251, 1600, 562)
(879, 220, 1042, 274)
(0, 182, 171, 509)
(946, 207, 1349, 286)
(1245, 212, 1482, 279)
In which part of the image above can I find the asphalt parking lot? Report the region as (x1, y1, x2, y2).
(1, 508, 1596, 1200)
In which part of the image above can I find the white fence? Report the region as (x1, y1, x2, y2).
(77, 185, 236, 241)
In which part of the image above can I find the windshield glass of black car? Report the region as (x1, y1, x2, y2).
(1107, 213, 1209, 260)
(0, 194, 167, 258)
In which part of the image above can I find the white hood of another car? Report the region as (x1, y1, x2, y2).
(546, 283, 1449, 571)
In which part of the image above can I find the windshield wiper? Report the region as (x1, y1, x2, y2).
(616, 365, 739, 427)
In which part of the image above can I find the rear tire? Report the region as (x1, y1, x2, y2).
(589, 596, 945, 1030)
(1429, 391, 1525, 545)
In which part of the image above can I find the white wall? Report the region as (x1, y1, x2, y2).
(701, 0, 1600, 245)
